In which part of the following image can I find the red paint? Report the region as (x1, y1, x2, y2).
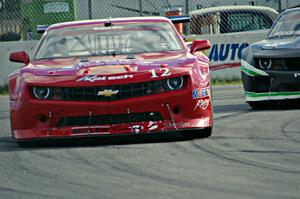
(9, 51, 30, 65)
(9, 17, 213, 141)
(190, 40, 211, 54)
(210, 62, 241, 71)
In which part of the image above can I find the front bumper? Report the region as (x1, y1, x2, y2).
(11, 88, 212, 140)
(241, 60, 300, 102)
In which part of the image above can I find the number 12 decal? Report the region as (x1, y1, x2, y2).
(149, 68, 171, 78)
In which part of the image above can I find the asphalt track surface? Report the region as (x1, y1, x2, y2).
(0, 85, 299, 199)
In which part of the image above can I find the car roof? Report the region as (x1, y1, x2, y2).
(48, 16, 172, 30)
(190, 5, 278, 19)
(267, 7, 300, 36)
(281, 7, 300, 15)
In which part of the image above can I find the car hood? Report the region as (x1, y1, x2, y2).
(260, 36, 300, 50)
(20, 51, 197, 86)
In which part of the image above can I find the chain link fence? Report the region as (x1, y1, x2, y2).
(0, 0, 300, 42)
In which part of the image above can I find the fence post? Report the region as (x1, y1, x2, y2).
(88, 0, 92, 19)
(278, 0, 282, 12)
(185, 0, 190, 34)
(139, 0, 143, 16)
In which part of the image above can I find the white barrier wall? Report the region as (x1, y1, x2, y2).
(0, 41, 38, 85)
(0, 31, 268, 85)
(188, 30, 268, 80)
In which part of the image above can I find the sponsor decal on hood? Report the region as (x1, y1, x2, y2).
(76, 74, 133, 82)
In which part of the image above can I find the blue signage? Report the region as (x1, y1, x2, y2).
(208, 43, 249, 62)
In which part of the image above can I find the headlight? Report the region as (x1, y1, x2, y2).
(164, 76, 184, 91)
(32, 87, 52, 99)
(258, 58, 272, 70)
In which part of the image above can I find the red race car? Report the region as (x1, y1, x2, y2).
(8, 17, 212, 142)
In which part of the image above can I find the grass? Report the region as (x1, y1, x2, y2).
(211, 79, 242, 86)
(0, 84, 8, 95)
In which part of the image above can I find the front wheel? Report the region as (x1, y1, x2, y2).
(180, 127, 212, 140)
(248, 101, 270, 110)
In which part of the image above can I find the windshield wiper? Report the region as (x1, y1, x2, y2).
(267, 35, 281, 39)
(80, 57, 89, 62)
(127, 54, 135, 59)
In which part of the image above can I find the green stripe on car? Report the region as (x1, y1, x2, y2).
(240, 60, 269, 77)
(240, 65, 261, 77)
(245, 91, 300, 101)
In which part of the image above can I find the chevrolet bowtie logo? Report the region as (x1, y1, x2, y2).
(97, 89, 119, 97)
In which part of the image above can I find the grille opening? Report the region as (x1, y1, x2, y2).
(173, 106, 181, 114)
(278, 83, 300, 92)
(39, 114, 48, 123)
(56, 112, 164, 128)
(31, 76, 187, 101)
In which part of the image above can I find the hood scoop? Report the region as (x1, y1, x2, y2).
(79, 65, 135, 76)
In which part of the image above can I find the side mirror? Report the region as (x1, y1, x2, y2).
(190, 40, 211, 54)
(9, 51, 30, 65)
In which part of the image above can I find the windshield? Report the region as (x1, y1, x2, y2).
(268, 11, 300, 38)
(34, 22, 183, 60)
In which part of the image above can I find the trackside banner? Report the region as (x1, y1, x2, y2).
(188, 30, 268, 79)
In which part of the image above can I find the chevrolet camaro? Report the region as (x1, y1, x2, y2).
(241, 8, 300, 109)
(9, 17, 213, 142)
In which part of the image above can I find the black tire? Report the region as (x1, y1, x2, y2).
(16, 139, 46, 147)
(16, 140, 34, 147)
(248, 101, 268, 110)
(180, 127, 212, 140)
